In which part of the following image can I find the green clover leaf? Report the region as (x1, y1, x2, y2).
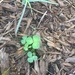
(24, 43, 28, 51)
(33, 35, 40, 42)
(27, 55, 38, 63)
(21, 36, 27, 44)
(32, 42, 40, 49)
(27, 57, 33, 63)
(26, 36, 33, 45)
(33, 56, 38, 61)
(27, 51, 32, 57)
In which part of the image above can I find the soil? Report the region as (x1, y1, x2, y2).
(0, 0, 75, 75)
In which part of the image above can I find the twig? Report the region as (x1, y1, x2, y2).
(27, 6, 47, 15)
(1, 28, 14, 36)
(38, 11, 47, 26)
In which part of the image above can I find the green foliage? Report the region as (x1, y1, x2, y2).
(15, 0, 58, 35)
(26, 37, 33, 45)
(32, 42, 40, 49)
(24, 43, 29, 51)
(21, 36, 27, 44)
(33, 35, 40, 42)
(21, 35, 40, 63)
(21, 35, 40, 51)
(27, 51, 32, 57)
(27, 51, 38, 63)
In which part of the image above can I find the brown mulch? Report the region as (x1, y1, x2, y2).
(0, 0, 75, 75)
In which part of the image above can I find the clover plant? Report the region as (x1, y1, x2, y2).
(21, 35, 40, 63)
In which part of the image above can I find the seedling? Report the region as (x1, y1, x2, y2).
(21, 35, 40, 63)
(15, 0, 58, 35)
(27, 51, 38, 63)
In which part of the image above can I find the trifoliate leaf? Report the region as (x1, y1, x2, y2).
(24, 43, 28, 51)
(33, 56, 38, 61)
(27, 51, 32, 57)
(21, 36, 27, 44)
(33, 35, 40, 42)
(32, 42, 40, 49)
(27, 57, 33, 63)
(26, 37, 33, 45)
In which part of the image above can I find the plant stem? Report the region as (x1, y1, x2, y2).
(15, 2, 27, 35)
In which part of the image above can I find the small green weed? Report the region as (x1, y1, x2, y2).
(15, 0, 58, 35)
(21, 35, 40, 63)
